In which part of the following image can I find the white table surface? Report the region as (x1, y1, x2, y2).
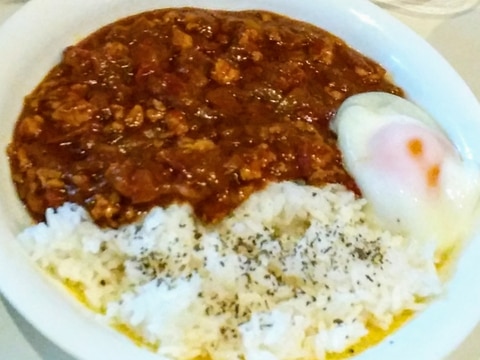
(1, 1, 480, 359)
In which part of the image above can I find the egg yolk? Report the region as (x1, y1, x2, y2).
(368, 122, 453, 196)
(407, 138, 423, 157)
(426, 164, 440, 188)
(406, 137, 441, 188)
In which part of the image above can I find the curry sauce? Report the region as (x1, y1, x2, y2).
(8, 8, 402, 228)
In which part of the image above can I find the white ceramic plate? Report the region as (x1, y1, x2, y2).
(1, 0, 480, 359)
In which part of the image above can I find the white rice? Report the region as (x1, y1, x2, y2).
(18, 181, 442, 360)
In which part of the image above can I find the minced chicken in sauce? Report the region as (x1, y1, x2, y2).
(8, 8, 402, 228)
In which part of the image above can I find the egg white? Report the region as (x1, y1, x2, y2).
(331, 92, 480, 256)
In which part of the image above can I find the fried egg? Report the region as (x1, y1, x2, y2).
(331, 92, 480, 256)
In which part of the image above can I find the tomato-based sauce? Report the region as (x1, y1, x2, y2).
(8, 8, 402, 227)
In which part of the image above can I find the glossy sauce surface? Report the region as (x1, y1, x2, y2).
(8, 8, 402, 227)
